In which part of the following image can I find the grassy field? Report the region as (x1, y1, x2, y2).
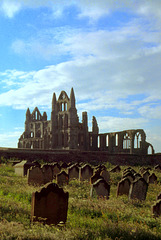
(0, 163, 161, 239)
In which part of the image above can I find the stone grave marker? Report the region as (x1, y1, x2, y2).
(152, 199, 161, 217)
(110, 165, 121, 173)
(123, 172, 135, 183)
(67, 164, 79, 181)
(129, 177, 148, 201)
(90, 179, 110, 199)
(79, 164, 93, 182)
(100, 169, 110, 184)
(14, 160, 40, 177)
(31, 183, 69, 225)
(27, 166, 44, 186)
(156, 192, 161, 201)
(148, 173, 157, 184)
(42, 165, 53, 184)
(56, 171, 69, 186)
(117, 177, 131, 197)
(134, 173, 142, 180)
(51, 163, 61, 179)
(154, 165, 161, 172)
(142, 170, 150, 183)
(90, 172, 103, 184)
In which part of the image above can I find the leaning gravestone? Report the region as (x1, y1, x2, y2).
(90, 179, 110, 199)
(129, 177, 148, 201)
(56, 171, 69, 186)
(117, 177, 131, 197)
(79, 164, 93, 182)
(31, 183, 69, 225)
(152, 199, 161, 217)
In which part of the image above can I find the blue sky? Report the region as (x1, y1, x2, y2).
(0, 0, 161, 152)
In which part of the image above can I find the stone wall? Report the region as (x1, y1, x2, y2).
(1, 147, 161, 166)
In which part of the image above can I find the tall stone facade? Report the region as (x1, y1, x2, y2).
(18, 88, 154, 154)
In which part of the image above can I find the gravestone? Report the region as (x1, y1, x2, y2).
(42, 165, 53, 184)
(110, 165, 121, 173)
(31, 183, 69, 225)
(134, 173, 142, 180)
(14, 160, 40, 177)
(152, 199, 161, 217)
(154, 165, 161, 172)
(90, 172, 103, 184)
(67, 164, 79, 181)
(156, 192, 161, 200)
(123, 172, 135, 183)
(100, 169, 110, 184)
(117, 177, 131, 197)
(79, 164, 93, 182)
(148, 173, 157, 184)
(142, 171, 150, 183)
(27, 166, 44, 186)
(51, 163, 61, 179)
(56, 171, 69, 186)
(90, 179, 110, 199)
(129, 177, 148, 201)
(139, 167, 146, 175)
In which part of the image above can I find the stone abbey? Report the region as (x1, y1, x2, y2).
(18, 88, 154, 154)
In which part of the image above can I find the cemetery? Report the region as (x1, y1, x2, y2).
(0, 158, 161, 239)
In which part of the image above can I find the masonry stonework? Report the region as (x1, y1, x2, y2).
(18, 88, 154, 155)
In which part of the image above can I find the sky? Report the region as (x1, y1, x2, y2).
(0, 0, 161, 152)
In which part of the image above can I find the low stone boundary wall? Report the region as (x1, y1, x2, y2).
(0, 147, 161, 166)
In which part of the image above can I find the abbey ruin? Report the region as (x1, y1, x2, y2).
(18, 88, 154, 155)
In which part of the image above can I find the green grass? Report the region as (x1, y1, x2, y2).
(0, 163, 161, 239)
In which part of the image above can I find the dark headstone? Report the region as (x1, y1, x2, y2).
(117, 177, 131, 197)
(129, 177, 148, 201)
(31, 183, 69, 225)
(90, 179, 110, 199)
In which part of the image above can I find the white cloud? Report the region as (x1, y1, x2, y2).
(1, 0, 21, 18)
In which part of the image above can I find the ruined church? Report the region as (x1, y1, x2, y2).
(18, 88, 154, 155)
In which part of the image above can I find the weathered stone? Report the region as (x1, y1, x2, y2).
(79, 164, 93, 182)
(90, 172, 103, 184)
(142, 170, 150, 183)
(156, 192, 161, 201)
(90, 179, 110, 199)
(31, 183, 69, 225)
(152, 199, 161, 217)
(100, 169, 110, 184)
(42, 165, 53, 184)
(117, 177, 131, 197)
(148, 173, 157, 184)
(134, 173, 142, 180)
(14, 160, 40, 177)
(27, 166, 44, 186)
(129, 177, 148, 201)
(51, 163, 61, 179)
(154, 165, 161, 172)
(123, 172, 135, 183)
(56, 171, 69, 186)
(67, 164, 79, 180)
(110, 165, 121, 173)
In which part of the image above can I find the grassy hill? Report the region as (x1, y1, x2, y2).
(0, 163, 161, 239)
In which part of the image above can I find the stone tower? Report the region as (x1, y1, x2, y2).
(51, 88, 79, 149)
